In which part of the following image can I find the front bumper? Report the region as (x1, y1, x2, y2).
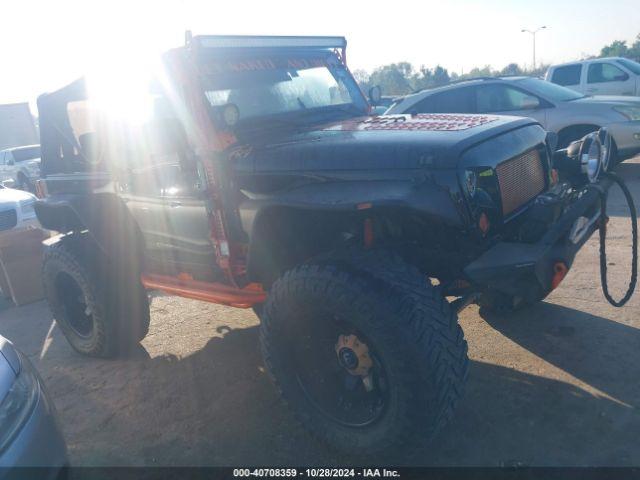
(608, 120, 640, 159)
(464, 177, 612, 299)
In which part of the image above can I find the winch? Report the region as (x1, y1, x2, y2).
(560, 128, 638, 307)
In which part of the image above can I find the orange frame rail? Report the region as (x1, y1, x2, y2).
(141, 273, 266, 308)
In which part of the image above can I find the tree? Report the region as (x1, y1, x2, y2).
(528, 63, 549, 78)
(352, 31, 640, 95)
(352, 69, 371, 92)
(630, 34, 640, 61)
(369, 63, 414, 95)
(464, 65, 495, 78)
(600, 39, 629, 58)
(500, 63, 522, 76)
(432, 65, 450, 86)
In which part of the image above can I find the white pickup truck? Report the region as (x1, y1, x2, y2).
(0, 145, 41, 192)
(0, 184, 38, 232)
(546, 57, 640, 96)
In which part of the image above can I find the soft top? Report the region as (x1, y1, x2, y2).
(37, 78, 88, 176)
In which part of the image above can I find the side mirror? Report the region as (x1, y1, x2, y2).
(1, 178, 16, 188)
(521, 95, 540, 110)
(368, 85, 382, 106)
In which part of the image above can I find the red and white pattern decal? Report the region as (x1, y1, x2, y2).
(325, 114, 499, 132)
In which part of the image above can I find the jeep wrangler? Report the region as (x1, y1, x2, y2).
(34, 35, 614, 455)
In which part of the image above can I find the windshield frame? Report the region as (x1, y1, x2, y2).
(515, 77, 586, 102)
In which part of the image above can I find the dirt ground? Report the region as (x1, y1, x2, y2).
(1, 159, 640, 467)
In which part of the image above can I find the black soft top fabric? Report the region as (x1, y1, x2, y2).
(37, 77, 88, 175)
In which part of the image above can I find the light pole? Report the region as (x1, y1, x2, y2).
(521, 26, 547, 70)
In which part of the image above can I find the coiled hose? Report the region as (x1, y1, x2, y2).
(592, 172, 638, 307)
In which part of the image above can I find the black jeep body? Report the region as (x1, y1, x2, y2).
(33, 35, 610, 456)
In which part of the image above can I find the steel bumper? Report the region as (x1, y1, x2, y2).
(464, 177, 613, 297)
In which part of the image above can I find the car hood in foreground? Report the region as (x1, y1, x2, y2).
(232, 113, 539, 172)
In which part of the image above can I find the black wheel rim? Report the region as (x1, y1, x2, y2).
(290, 312, 389, 427)
(55, 272, 94, 338)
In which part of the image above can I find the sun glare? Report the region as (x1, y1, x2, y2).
(83, 51, 163, 126)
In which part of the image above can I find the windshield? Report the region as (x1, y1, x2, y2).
(516, 77, 585, 102)
(616, 58, 640, 75)
(201, 53, 368, 125)
(12, 146, 41, 162)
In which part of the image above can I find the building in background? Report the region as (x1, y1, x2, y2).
(0, 103, 37, 151)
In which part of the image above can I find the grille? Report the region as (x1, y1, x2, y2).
(495, 149, 546, 216)
(0, 209, 17, 231)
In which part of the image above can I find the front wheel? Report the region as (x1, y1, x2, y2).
(260, 255, 468, 456)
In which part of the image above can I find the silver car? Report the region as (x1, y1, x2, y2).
(0, 146, 41, 193)
(0, 335, 67, 474)
(387, 77, 640, 161)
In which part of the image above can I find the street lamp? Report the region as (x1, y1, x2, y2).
(521, 26, 547, 70)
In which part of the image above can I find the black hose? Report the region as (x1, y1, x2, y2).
(593, 172, 638, 307)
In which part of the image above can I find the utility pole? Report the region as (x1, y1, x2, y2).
(521, 26, 547, 70)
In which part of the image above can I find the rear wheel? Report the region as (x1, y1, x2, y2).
(260, 252, 468, 456)
(42, 242, 150, 358)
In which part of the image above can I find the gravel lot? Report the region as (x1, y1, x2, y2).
(0, 159, 639, 467)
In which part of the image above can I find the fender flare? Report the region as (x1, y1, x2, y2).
(35, 192, 143, 261)
(242, 179, 463, 284)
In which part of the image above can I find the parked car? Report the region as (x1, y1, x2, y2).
(0, 184, 38, 233)
(0, 335, 68, 473)
(386, 76, 640, 160)
(545, 57, 640, 96)
(36, 35, 613, 456)
(371, 95, 398, 115)
(0, 145, 41, 193)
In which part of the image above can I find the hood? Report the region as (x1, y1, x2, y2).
(233, 113, 539, 172)
(0, 187, 36, 206)
(573, 95, 640, 107)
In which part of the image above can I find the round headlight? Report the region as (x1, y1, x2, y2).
(580, 134, 602, 183)
(598, 128, 612, 172)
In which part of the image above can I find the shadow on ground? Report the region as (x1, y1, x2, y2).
(1, 298, 638, 467)
(480, 301, 640, 409)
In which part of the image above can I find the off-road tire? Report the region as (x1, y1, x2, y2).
(42, 243, 150, 358)
(260, 250, 469, 456)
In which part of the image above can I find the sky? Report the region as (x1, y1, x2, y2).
(1, 0, 639, 109)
